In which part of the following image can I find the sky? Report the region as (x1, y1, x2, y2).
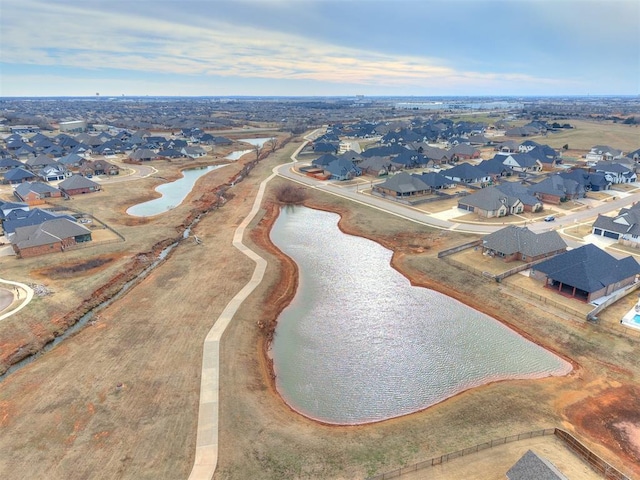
(0, 0, 638, 97)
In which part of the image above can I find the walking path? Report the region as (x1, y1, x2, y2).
(0, 279, 34, 321)
(187, 139, 310, 480)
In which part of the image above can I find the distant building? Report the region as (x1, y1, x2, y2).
(9, 125, 40, 134)
(59, 120, 87, 133)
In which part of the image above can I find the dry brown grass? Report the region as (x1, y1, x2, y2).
(1, 132, 639, 480)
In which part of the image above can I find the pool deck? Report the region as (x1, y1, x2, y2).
(620, 304, 640, 331)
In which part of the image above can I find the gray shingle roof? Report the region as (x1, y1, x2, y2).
(58, 174, 100, 190)
(533, 244, 640, 293)
(459, 186, 520, 211)
(506, 450, 568, 480)
(483, 226, 566, 257)
(378, 172, 430, 194)
(11, 218, 91, 249)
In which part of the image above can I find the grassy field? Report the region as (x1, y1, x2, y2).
(1, 133, 639, 480)
(506, 119, 640, 153)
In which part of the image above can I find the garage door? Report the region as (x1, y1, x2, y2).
(593, 228, 602, 235)
(603, 231, 620, 239)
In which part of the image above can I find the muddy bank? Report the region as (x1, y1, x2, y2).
(251, 199, 578, 423)
(0, 136, 291, 378)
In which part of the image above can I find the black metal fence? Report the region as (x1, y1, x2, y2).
(366, 428, 631, 480)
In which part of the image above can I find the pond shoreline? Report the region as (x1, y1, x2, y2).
(251, 198, 577, 426)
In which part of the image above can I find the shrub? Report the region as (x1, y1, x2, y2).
(275, 184, 307, 204)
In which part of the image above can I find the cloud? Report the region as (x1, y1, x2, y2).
(0, 0, 578, 94)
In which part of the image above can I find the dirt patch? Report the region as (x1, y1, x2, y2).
(565, 385, 640, 476)
(35, 254, 118, 279)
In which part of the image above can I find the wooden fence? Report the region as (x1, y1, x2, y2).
(505, 283, 588, 322)
(366, 428, 631, 480)
(437, 239, 483, 259)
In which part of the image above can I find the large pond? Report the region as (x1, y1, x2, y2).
(269, 206, 571, 425)
(224, 137, 272, 160)
(127, 164, 227, 217)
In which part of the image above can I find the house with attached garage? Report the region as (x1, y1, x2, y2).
(457, 186, 524, 218)
(482, 226, 567, 263)
(592, 161, 637, 184)
(530, 243, 640, 303)
(495, 182, 543, 212)
(585, 145, 623, 163)
(497, 153, 543, 173)
(2, 167, 38, 184)
(442, 162, 492, 185)
(1, 208, 75, 235)
(13, 182, 63, 205)
(10, 218, 92, 258)
(528, 175, 585, 204)
(373, 172, 432, 197)
(58, 174, 101, 195)
(324, 158, 361, 181)
(559, 168, 611, 192)
(592, 202, 640, 245)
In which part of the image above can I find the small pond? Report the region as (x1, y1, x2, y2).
(224, 138, 272, 160)
(269, 206, 571, 425)
(127, 164, 227, 217)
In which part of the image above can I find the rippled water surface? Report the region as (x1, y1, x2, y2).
(270, 206, 571, 424)
(127, 165, 226, 216)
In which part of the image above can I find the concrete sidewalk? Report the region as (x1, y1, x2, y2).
(188, 139, 310, 480)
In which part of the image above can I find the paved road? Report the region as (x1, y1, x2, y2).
(0, 279, 34, 321)
(275, 157, 640, 237)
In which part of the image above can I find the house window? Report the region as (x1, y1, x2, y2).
(633, 235, 639, 239)
(522, 255, 527, 261)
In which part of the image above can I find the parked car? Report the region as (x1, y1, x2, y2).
(544, 215, 555, 222)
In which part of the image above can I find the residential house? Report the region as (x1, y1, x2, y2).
(506, 450, 568, 480)
(528, 175, 584, 204)
(2, 208, 74, 235)
(11, 218, 92, 258)
(312, 141, 338, 154)
(25, 154, 58, 170)
(0, 158, 22, 172)
(58, 153, 86, 169)
(157, 148, 185, 159)
(457, 186, 524, 218)
(495, 182, 543, 212)
(585, 145, 623, 162)
(80, 159, 120, 176)
(129, 148, 158, 161)
(373, 172, 432, 197)
(497, 140, 520, 153)
(527, 146, 561, 170)
(477, 158, 512, 180)
(593, 161, 637, 184)
(592, 202, 640, 244)
(181, 146, 207, 159)
(482, 226, 567, 263)
(498, 153, 543, 173)
(14, 182, 63, 205)
(414, 172, 455, 190)
(415, 145, 451, 165)
(448, 144, 480, 160)
(0, 201, 29, 222)
(39, 164, 68, 182)
(311, 154, 339, 169)
(530, 244, 640, 302)
(324, 158, 361, 181)
(628, 148, 640, 162)
(358, 156, 392, 176)
(58, 175, 101, 195)
(2, 167, 38, 184)
(559, 168, 611, 192)
(442, 162, 492, 185)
